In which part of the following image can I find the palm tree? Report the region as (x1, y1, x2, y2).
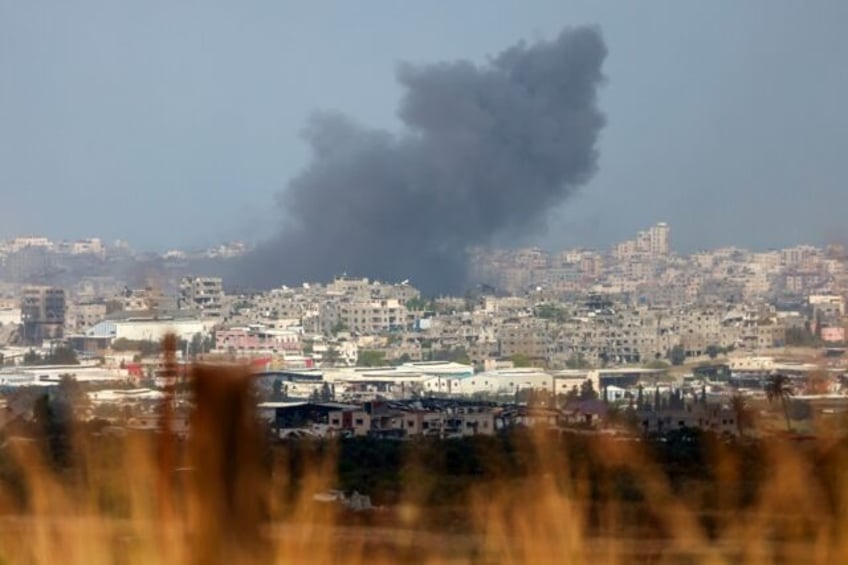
(765, 373, 793, 432)
(729, 393, 753, 437)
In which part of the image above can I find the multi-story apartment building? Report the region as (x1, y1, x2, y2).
(65, 301, 108, 334)
(9, 237, 52, 253)
(0, 298, 21, 326)
(337, 298, 408, 335)
(645, 222, 670, 256)
(497, 318, 555, 363)
(615, 222, 671, 260)
(179, 277, 224, 318)
(21, 286, 66, 344)
(70, 238, 105, 257)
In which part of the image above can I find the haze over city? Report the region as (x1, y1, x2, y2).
(2, 1, 847, 256)
(5, 3, 848, 563)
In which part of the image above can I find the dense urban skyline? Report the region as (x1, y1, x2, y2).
(4, 4, 848, 562)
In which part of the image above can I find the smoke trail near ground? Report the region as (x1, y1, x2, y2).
(237, 26, 607, 294)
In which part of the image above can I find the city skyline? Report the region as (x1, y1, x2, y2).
(1, 220, 844, 260)
(4, 4, 848, 562)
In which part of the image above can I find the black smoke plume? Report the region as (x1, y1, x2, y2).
(236, 26, 607, 294)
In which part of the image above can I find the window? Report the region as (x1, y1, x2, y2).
(355, 419, 364, 426)
(407, 420, 414, 428)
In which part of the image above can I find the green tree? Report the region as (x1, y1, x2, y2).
(534, 304, 566, 322)
(323, 346, 341, 367)
(33, 387, 76, 467)
(514, 387, 533, 404)
(765, 374, 794, 432)
(189, 333, 203, 359)
(202, 334, 215, 353)
(730, 393, 753, 437)
(271, 379, 284, 402)
(57, 374, 89, 417)
(668, 345, 686, 366)
(434, 347, 471, 365)
(111, 338, 161, 356)
(405, 297, 429, 311)
(23, 349, 41, 365)
(509, 353, 532, 368)
(357, 350, 386, 367)
(579, 379, 598, 401)
(706, 344, 720, 359)
(566, 353, 590, 369)
(110, 338, 134, 351)
(47, 346, 79, 365)
(785, 326, 822, 347)
(138, 340, 161, 357)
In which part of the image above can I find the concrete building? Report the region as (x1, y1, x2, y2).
(20, 286, 65, 344)
(9, 236, 52, 252)
(70, 238, 104, 257)
(215, 326, 301, 354)
(646, 222, 670, 256)
(3, 246, 55, 282)
(179, 277, 224, 318)
(614, 222, 671, 260)
(336, 298, 409, 334)
(87, 313, 211, 342)
(0, 298, 21, 326)
(638, 404, 738, 436)
(65, 302, 108, 333)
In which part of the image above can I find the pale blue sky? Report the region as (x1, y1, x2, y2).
(1, 1, 846, 252)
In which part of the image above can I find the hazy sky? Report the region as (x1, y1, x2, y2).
(1, 1, 846, 253)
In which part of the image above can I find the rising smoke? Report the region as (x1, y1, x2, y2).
(237, 26, 607, 294)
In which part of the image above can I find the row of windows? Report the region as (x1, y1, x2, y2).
(643, 417, 735, 427)
(330, 417, 490, 430)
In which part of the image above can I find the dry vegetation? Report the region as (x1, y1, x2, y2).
(1, 341, 848, 563)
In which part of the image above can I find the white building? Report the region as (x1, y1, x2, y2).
(0, 305, 21, 326)
(71, 238, 104, 257)
(87, 315, 212, 342)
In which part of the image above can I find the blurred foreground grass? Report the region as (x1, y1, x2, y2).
(1, 357, 848, 563)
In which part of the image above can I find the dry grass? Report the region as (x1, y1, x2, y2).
(1, 342, 847, 563)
